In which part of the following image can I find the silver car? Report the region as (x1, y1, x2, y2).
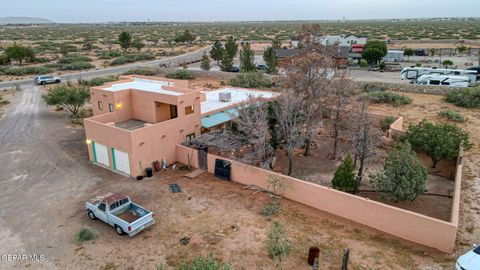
(34, 75, 61, 85)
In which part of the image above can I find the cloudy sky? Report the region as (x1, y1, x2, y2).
(2, 0, 479, 23)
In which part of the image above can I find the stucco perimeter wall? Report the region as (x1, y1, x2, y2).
(175, 144, 459, 253)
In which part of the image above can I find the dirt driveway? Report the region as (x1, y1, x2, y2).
(0, 86, 460, 270)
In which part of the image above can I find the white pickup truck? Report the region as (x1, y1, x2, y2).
(85, 193, 155, 236)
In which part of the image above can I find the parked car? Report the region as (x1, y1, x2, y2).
(85, 193, 155, 236)
(456, 245, 480, 270)
(466, 66, 480, 80)
(34, 75, 61, 85)
(230, 66, 240, 73)
(256, 64, 267, 71)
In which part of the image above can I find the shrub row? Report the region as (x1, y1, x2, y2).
(438, 109, 468, 123)
(58, 54, 92, 64)
(79, 76, 119, 87)
(367, 91, 412, 107)
(98, 50, 122, 59)
(0, 66, 53, 76)
(444, 88, 480, 108)
(229, 72, 272, 88)
(165, 70, 194, 80)
(124, 67, 159, 76)
(59, 61, 95, 70)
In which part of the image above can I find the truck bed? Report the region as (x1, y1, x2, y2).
(116, 210, 141, 223)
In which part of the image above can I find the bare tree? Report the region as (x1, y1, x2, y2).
(228, 97, 274, 169)
(329, 72, 356, 160)
(351, 99, 380, 192)
(285, 50, 333, 156)
(272, 91, 305, 175)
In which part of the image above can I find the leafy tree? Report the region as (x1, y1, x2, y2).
(371, 142, 427, 202)
(4, 43, 35, 66)
(132, 39, 145, 52)
(219, 37, 237, 72)
(429, 48, 437, 57)
(239, 42, 256, 72)
(405, 119, 471, 168)
(457, 45, 468, 55)
(174, 29, 196, 44)
(118, 31, 132, 53)
(200, 52, 211, 71)
(403, 47, 414, 61)
(266, 222, 291, 263)
(332, 154, 357, 194)
(442, 59, 453, 68)
(362, 48, 385, 66)
(42, 85, 90, 117)
(263, 47, 278, 74)
(210, 40, 224, 65)
(272, 37, 282, 49)
(362, 41, 387, 66)
(0, 53, 11, 65)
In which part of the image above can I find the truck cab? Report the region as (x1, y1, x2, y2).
(85, 193, 155, 236)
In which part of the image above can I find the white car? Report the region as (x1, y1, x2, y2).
(456, 245, 480, 270)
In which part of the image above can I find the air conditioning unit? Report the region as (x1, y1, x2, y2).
(219, 92, 232, 102)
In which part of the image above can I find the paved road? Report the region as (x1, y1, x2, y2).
(0, 45, 211, 90)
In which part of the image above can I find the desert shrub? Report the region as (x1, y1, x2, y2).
(438, 109, 467, 123)
(229, 72, 272, 88)
(331, 154, 357, 194)
(261, 201, 281, 217)
(98, 50, 122, 59)
(165, 70, 194, 80)
(59, 61, 95, 70)
(370, 142, 427, 202)
(58, 54, 92, 64)
(178, 254, 231, 270)
(75, 227, 96, 243)
(80, 76, 119, 87)
(266, 221, 291, 262)
(124, 67, 158, 76)
(0, 66, 53, 76)
(34, 57, 50, 63)
(0, 96, 10, 105)
(380, 116, 396, 131)
(368, 91, 412, 106)
(444, 88, 480, 108)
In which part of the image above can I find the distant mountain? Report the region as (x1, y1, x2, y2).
(0, 17, 54, 25)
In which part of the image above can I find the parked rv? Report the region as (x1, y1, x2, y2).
(415, 74, 470, 88)
(401, 67, 477, 86)
(466, 66, 480, 80)
(85, 193, 155, 236)
(456, 245, 480, 270)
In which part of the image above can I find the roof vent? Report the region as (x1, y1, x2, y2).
(219, 92, 232, 102)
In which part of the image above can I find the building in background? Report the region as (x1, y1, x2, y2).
(384, 50, 405, 62)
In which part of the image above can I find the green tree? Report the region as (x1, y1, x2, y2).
(4, 44, 35, 66)
(200, 52, 211, 71)
(210, 40, 224, 65)
(362, 48, 385, 66)
(442, 59, 453, 68)
(42, 85, 90, 117)
(175, 29, 196, 44)
(457, 45, 468, 55)
(429, 48, 437, 57)
(272, 37, 282, 49)
(239, 42, 256, 72)
(371, 142, 427, 202)
(132, 39, 145, 52)
(220, 36, 237, 72)
(405, 119, 471, 168)
(118, 31, 132, 53)
(362, 41, 387, 66)
(403, 47, 414, 61)
(332, 154, 357, 194)
(263, 47, 278, 74)
(266, 222, 291, 263)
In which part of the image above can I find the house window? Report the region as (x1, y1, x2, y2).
(170, 105, 178, 119)
(98, 101, 103, 110)
(108, 103, 114, 112)
(185, 105, 194, 115)
(186, 133, 195, 145)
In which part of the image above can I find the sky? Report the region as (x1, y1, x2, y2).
(2, 0, 480, 23)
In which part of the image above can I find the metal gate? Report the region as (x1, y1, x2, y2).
(198, 144, 208, 170)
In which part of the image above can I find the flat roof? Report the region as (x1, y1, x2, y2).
(201, 88, 277, 115)
(102, 78, 182, 96)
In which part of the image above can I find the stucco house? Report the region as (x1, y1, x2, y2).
(84, 75, 276, 178)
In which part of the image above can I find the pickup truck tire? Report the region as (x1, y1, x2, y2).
(115, 225, 125, 235)
(87, 210, 97, 220)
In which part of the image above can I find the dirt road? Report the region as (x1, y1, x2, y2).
(0, 85, 115, 269)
